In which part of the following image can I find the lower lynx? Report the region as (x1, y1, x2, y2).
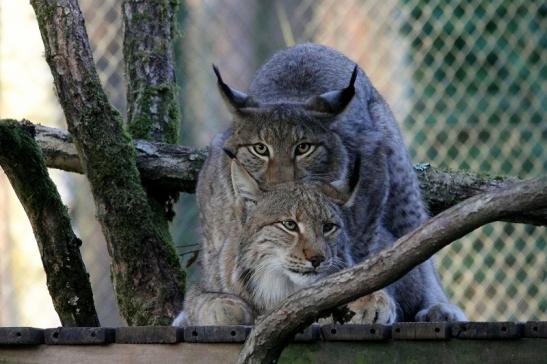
(173, 158, 397, 326)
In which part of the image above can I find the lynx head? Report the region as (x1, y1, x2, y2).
(214, 65, 358, 191)
(229, 158, 359, 309)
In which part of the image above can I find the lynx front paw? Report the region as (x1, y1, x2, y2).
(191, 295, 255, 325)
(415, 303, 467, 322)
(347, 290, 397, 324)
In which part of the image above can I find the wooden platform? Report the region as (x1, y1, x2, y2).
(0, 322, 545, 363)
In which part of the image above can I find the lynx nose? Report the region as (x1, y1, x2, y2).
(307, 255, 325, 268)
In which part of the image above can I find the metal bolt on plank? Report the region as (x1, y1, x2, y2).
(0, 327, 44, 345)
(44, 327, 115, 345)
(524, 321, 547, 338)
(393, 322, 450, 340)
(321, 324, 391, 341)
(183, 325, 251, 343)
(451, 322, 524, 339)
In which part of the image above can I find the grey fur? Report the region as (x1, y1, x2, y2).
(191, 43, 465, 322)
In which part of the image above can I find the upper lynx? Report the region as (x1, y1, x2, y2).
(192, 43, 465, 323)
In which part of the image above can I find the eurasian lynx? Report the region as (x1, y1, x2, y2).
(174, 159, 396, 326)
(192, 43, 465, 322)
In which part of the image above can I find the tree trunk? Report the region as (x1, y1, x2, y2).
(123, 0, 182, 234)
(30, 0, 185, 325)
(0, 120, 99, 326)
(123, 0, 180, 144)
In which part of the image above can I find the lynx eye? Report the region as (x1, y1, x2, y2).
(295, 143, 314, 156)
(280, 220, 298, 232)
(323, 223, 338, 235)
(250, 143, 269, 157)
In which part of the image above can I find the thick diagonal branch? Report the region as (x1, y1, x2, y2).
(30, 0, 184, 325)
(0, 120, 99, 326)
(33, 124, 546, 226)
(238, 177, 547, 363)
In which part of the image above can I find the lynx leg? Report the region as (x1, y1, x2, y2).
(347, 290, 397, 324)
(187, 292, 255, 326)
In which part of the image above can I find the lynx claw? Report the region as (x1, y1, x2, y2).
(415, 303, 467, 322)
(347, 290, 397, 325)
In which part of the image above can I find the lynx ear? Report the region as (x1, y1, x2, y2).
(305, 65, 358, 115)
(230, 158, 261, 203)
(213, 64, 259, 112)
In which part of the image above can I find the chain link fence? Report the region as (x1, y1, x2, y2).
(1, 0, 545, 325)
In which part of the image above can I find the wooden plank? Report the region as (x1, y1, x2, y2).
(281, 339, 547, 364)
(44, 327, 115, 345)
(0, 327, 44, 345)
(183, 326, 250, 343)
(320, 324, 391, 341)
(293, 324, 320, 342)
(451, 322, 524, 339)
(524, 321, 547, 338)
(1, 339, 547, 364)
(115, 326, 183, 344)
(0, 343, 241, 363)
(393, 322, 450, 340)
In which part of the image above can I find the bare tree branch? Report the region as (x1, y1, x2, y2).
(238, 177, 547, 363)
(32, 123, 546, 226)
(35, 123, 206, 192)
(0, 120, 99, 326)
(415, 164, 546, 225)
(30, 0, 184, 325)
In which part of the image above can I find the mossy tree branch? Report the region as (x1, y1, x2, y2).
(32, 123, 546, 226)
(238, 177, 547, 363)
(0, 120, 99, 327)
(30, 0, 184, 325)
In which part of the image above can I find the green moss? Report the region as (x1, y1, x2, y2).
(127, 84, 180, 144)
(128, 115, 153, 140)
(30, 0, 57, 27)
(0, 120, 57, 215)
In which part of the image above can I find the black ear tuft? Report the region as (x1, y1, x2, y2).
(348, 65, 358, 89)
(212, 64, 223, 83)
(212, 64, 257, 111)
(348, 153, 361, 193)
(223, 148, 236, 160)
(305, 64, 359, 115)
